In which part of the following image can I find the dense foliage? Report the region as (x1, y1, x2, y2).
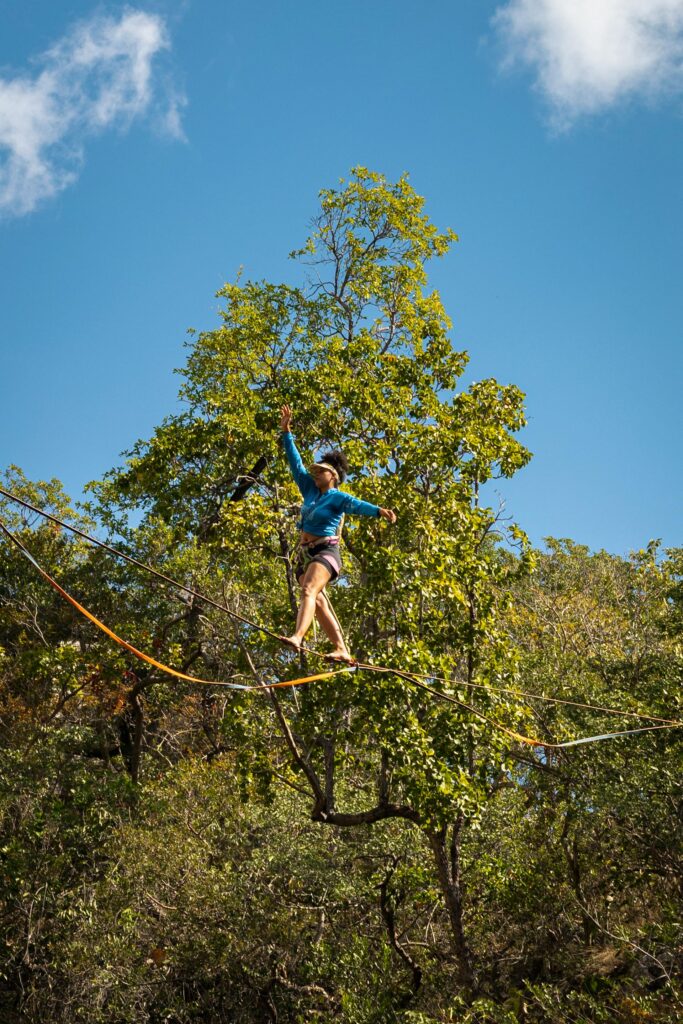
(1, 171, 681, 1022)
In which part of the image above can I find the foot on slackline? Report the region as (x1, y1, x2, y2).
(326, 647, 356, 665)
(282, 635, 303, 652)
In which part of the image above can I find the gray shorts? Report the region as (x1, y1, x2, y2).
(295, 539, 341, 582)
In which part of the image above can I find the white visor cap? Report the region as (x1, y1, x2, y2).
(311, 461, 340, 483)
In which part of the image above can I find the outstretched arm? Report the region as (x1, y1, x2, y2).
(340, 492, 397, 523)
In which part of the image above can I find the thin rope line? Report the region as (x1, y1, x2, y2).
(365, 668, 681, 727)
(1, 514, 556, 746)
(0, 485, 286, 644)
(0, 519, 352, 693)
(2, 486, 682, 742)
(357, 663, 682, 749)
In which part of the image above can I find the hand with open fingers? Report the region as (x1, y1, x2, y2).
(280, 404, 292, 432)
(379, 508, 397, 524)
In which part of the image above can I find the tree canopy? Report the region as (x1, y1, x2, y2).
(1, 170, 681, 1023)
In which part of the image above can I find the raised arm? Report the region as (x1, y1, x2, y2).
(280, 405, 317, 498)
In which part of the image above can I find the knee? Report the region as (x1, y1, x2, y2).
(301, 580, 322, 601)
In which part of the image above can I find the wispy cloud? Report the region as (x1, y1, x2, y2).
(0, 9, 184, 217)
(493, 0, 683, 128)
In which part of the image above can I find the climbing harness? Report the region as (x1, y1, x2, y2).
(295, 536, 341, 580)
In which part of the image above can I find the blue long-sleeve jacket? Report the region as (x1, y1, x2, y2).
(281, 431, 380, 536)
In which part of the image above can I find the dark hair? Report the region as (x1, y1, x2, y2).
(320, 450, 349, 483)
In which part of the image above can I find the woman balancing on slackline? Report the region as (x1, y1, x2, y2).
(280, 404, 397, 662)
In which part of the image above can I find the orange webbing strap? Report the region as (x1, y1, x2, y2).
(0, 520, 352, 692)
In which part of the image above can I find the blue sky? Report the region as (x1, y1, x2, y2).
(1, 0, 681, 555)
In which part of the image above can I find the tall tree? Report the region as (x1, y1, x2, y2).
(1, 174, 680, 1019)
(89, 167, 532, 991)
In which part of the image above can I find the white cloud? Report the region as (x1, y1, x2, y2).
(493, 0, 683, 127)
(0, 9, 184, 217)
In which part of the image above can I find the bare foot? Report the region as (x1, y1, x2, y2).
(282, 635, 303, 652)
(327, 648, 355, 665)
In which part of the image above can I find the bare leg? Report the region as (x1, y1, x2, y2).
(286, 562, 333, 649)
(315, 591, 351, 661)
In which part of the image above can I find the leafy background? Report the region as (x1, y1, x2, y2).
(1, 172, 681, 1022)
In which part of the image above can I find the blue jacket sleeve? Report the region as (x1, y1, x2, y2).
(281, 431, 317, 499)
(338, 492, 381, 518)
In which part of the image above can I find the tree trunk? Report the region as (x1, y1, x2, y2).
(428, 819, 476, 993)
